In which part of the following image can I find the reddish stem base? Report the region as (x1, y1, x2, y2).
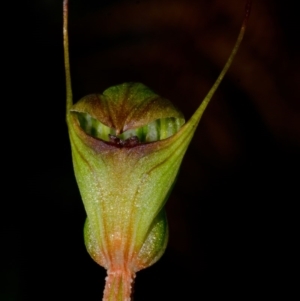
(103, 269, 135, 301)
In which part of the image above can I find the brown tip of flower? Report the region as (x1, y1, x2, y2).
(108, 135, 140, 148)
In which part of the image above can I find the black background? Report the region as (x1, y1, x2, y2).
(2, 0, 299, 300)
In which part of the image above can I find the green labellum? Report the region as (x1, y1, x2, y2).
(70, 82, 185, 146)
(75, 111, 184, 143)
(75, 112, 116, 141)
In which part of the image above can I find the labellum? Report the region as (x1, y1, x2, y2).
(63, 1, 251, 300)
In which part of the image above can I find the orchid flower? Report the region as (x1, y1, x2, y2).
(63, 0, 251, 300)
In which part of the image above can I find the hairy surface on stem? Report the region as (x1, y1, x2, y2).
(103, 270, 135, 301)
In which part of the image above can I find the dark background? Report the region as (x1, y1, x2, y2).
(2, 0, 299, 300)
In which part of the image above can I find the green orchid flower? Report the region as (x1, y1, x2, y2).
(63, 0, 251, 300)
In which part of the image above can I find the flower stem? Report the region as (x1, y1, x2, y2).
(103, 269, 135, 301)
